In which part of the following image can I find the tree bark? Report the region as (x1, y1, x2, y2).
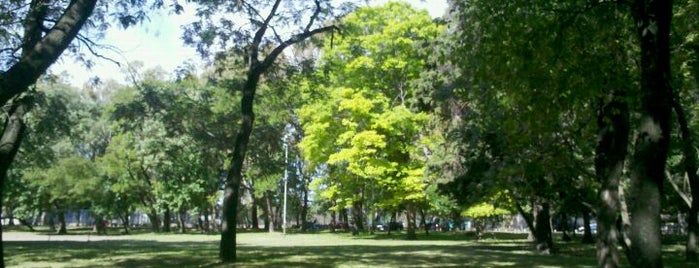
(582, 209, 594, 244)
(147, 208, 160, 233)
(671, 97, 699, 261)
(405, 204, 417, 240)
(0, 0, 98, 106)
(265, 191, 275, 233)
(93, 216, 105, 234)
(251, 191, 259, 230)
(515, 201, 536, 242)
(560, 212, 572, 242)
(329, 205, 337, 233)
(57, 210, 67, 235)
(533, 202, 554, 254)
(204, 208, 210, 233)
(121, 214, 130, 234)
(420, 209, 429, 235)
(351, 200, 363, 236)
(627, 1, 673, 267)
(163, 207, 171, 232)
(301, 176, 309, 232)
(595, 90, 630, 268)
(179, 208, 187, 233)
(0, 96, 30, 268)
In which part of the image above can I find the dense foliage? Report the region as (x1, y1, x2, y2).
(2, 0, 699, 267)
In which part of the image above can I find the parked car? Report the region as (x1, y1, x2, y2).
(376, 221, 403, 231)
(576, 223, 597, 234)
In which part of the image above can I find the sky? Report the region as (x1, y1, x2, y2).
(51, 0, 449, 87)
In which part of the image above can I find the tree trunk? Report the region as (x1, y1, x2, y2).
(163, 207, 171, 233)
(387, 212, 393, 235)
(342, 209, 350, 231)
(93, 216, 105, 234)
(627, 1, 673, 267)
(582, 210, 594, 244)
(220, 66, 261, 262)
(330, 207, 336, 233)
(595, 90, 630, 268)
(121, 215, 130, 234)
(351, 200, 363, 236)
(688, 206, 699, 262)
(533, 202, 554, 254)
(251, 192, 259, 230)
(0, 97, 30, 267)
(301, 178, 309, 232)
(560, 212, 571, 242)
(216, 15, 338, 261)
(204, 207, 211, 233)
(515, 201, 536, 242)
(197, 212, 204, 232)
(19, 218, 35, 232)
(406, 205, 417, 240)
(420, 209, 429, 235)
(671, 97, 699, 262)
(266, 191, 275, 233)
(147, 208, 160, 233)
(57, 210, 67, 235)
(179, 208, 187, 233)
(0, 0, 98, 106)
(211, 204, 219, 232)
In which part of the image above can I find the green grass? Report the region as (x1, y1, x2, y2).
(2, 230, 692, 267)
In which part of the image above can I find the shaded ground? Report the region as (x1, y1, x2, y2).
(1, 230, 689, 267)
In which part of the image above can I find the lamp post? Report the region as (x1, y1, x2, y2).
(283, 135, 289, 235)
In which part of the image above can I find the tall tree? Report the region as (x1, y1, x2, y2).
(626, 0, 674, 267)
(297, 2, 442, 238)
(183, 0, 347, 261)
(0, 1, 167, 264)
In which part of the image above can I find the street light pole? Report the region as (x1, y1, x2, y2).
(283, 138, 288, 235)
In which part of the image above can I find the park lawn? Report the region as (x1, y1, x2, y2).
(1, 230, 690, 267)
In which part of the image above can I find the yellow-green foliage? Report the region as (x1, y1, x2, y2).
(461, 202, 511, 219)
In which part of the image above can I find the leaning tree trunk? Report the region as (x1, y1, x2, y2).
(595, 90, 630, 268)
(515, 202, 536, 242)
(0, 0, 98, 106)
(0, 97, 30, 268)
(627, 1, 673, 267)
(671, 97, 699, 262)
(121, 215, 130, 234)
(216, 7, 338, 261)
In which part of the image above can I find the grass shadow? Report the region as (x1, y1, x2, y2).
(3, 232, 692, 267)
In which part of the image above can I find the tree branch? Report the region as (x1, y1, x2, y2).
(260, 25, 338, 72)
(0, 0, 98, 106)
(304, 0, 323, 33)
(250, 0, 282, 62)
(666, 171, 692, 207)
(76, 34, 122, 67)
